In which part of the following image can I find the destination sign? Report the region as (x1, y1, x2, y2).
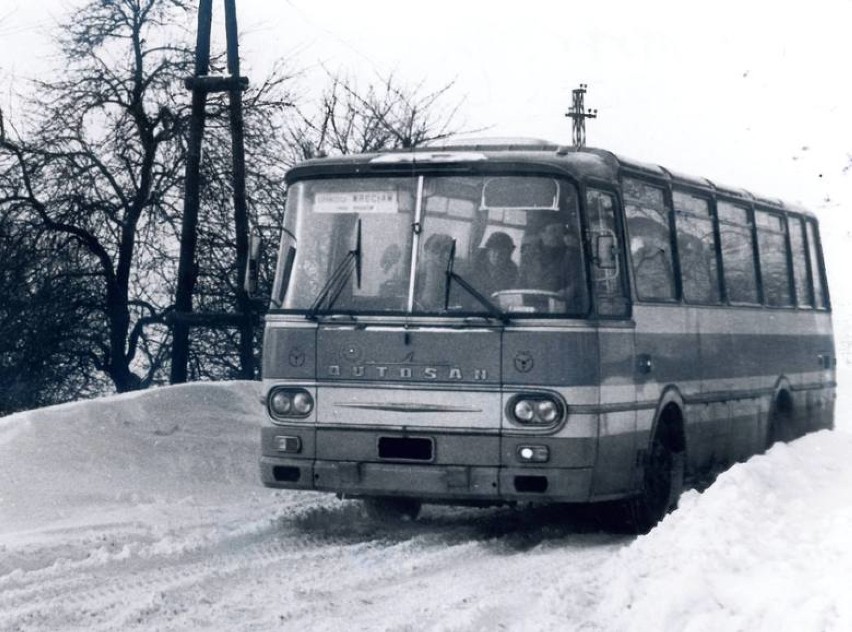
(313, 191, 398, 214)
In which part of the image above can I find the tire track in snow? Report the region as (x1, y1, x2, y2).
(0, 496, 628, 632)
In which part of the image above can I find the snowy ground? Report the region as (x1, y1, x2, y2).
(1, 377, 850, 632)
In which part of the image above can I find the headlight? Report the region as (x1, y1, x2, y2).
(270, 391, 292, 415)
(293, 391, 314, 415)
(536, 400, 559, 423)
(507, 394, 565, 426)
(268, 388, 314, 419)
(514, 399, 536, 422)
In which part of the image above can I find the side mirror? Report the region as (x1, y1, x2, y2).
(244, 233, 261, 297)
(595, 233, 617, 270)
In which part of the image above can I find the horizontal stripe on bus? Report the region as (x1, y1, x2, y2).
(631, 304, 833, 336)
(264, 374, 834, 408)
(569, 380, 835, 416)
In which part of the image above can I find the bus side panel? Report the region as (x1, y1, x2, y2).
(728, 398, 765, 462)
(633, 305, 700, 464)
(683, 401, 725, 473)
(590, 328, 637, 498)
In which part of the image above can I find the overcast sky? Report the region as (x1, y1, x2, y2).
(3, 0, 852, 308)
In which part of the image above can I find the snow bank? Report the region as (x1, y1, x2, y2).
(537, 431, 852, 631)
(0, 381, 262, 532)
(1, 378, 850, 631)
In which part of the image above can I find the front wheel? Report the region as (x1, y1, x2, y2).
(604, 432, 684, 534)
(362, 497, 422, 523)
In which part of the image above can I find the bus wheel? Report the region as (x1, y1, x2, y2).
(623, 430, 684, 534)
(362, 497, 422, 523)
(767, 391, 794, 448)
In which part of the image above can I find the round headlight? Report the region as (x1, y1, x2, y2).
(270, 391, 292, 415)
(293, 391, 314, 415)
(514, 399, 535, 422)
(536, 399, 559, 423)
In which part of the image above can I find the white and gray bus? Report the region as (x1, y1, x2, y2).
(256, 139, 835, 532)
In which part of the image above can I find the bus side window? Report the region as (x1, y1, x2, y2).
(717, 201, 759, 304)
(673, 191, 721, 304)
(788, 216, 813, 307)
(622, 178, 676, 302)
(586, 188, 629, 317)
(805, 220, 829, 309)
(755, 210, 793, 307)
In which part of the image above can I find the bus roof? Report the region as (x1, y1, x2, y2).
(285, 138, 815, 217)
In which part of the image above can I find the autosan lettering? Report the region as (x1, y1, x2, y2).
(327, 365, 488, 380)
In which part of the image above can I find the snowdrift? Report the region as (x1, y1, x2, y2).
(1, 380, 851, 631)
(0, 381, 262, 532)
(538, 432, 852, 631)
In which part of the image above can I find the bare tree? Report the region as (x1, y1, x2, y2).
(0, 0, 293, 393)
(0, 2, 470, 404)
(287, 71, 470, 162)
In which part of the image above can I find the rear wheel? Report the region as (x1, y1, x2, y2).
(362, 497, 422, 523)
(767, 391, 794, 448)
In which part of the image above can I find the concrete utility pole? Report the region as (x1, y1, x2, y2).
(171, 0, 253, 384)
(565, 84, 597, 148)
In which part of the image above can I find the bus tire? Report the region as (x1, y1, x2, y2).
(603, 417, 685, 535)
(627, 430, 684, 534)
(767, 390, 794, 448)
(362, 497, 422, 523)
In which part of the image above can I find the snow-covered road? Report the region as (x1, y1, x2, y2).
(1, 381, 850, 631)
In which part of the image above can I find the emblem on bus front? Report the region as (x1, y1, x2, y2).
(514, 351, 535, 373)
(288, 347, 306, 367)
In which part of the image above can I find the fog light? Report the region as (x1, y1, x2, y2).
(517, 445, 549, 463)
(275, 435, 302, 453)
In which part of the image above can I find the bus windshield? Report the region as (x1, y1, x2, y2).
(278, 174, 589, 317)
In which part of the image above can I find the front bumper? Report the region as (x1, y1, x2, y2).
(260, 455, 593, 503)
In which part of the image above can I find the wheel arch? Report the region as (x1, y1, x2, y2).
(648, 386, 687, 456)
(771, 376, 794, 414)
(768, 375, 795, 445)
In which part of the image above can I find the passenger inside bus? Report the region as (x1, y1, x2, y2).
(471, 231, 519, 297)
(519, 221, 585, 310)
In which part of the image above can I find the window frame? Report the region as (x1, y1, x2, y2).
(620, 174, 680, 304)
(715, 197, 762, 307)
(784, 213, 814, 309)
(672, 187, 723, 306)
(804, 217, 831, 311)
(754, 206, 795, 308)
(581, 179, 633, 320)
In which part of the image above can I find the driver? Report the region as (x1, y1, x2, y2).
(520, 221, 583, 305)
(471, 231, 519, 297)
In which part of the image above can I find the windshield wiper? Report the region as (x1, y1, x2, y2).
(306, 220, 362, 319)
(444, 240, 509, 323)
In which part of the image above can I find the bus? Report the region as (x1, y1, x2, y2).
(257, 138, 835, 532)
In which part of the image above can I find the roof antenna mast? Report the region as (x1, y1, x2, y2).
(566, 84, 597, 149)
